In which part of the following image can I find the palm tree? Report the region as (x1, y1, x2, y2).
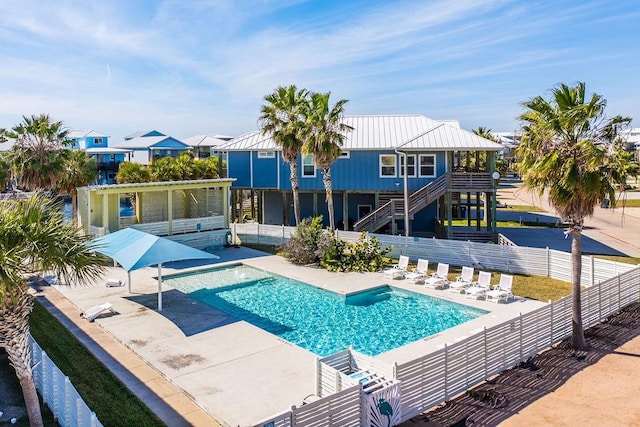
(57, 150, 98, 223)
(0, 195, 106, 427)
(516, 82, 631, 350)
(7, 114, 72, 191)
(150, 157, 181, 181)
(300, 91, 353, 231)
(116, 161, 151, 184)
(259, 85, 310, 226)
(174, 152, 195, 180)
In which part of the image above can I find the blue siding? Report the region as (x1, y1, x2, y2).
(253, 152, 279, 188)
(228, 152, 252, 187)
(85, 136, 108, 149)
(151, 137, 189, 149)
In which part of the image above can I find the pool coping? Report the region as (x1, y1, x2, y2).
(44, 250, 547, 426)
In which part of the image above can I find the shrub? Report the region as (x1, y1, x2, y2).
(320, 232, 391, 272)
(282, 216, 329, 264)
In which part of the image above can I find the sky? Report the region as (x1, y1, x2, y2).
(1, 0, 638, 142)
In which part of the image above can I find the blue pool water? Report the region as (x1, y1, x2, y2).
(164, 265, 487, 356)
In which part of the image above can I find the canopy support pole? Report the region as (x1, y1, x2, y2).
(157, 263, 163, 311)
(128, 271, 132, 293)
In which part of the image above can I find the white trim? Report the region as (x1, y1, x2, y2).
(379, 154, 397, 178)
(339, 150, 350, 159)
(257, 151, 275, 158)
(418, 154, 436, 177)
(302, 154, 316, 178)
(399, 154, 417, 178)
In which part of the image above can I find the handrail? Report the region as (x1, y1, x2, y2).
(354, 175, 448, 232)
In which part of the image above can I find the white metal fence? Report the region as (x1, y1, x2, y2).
(239, 223, 640, 426)
(234, 223, 638, 286)
(29, 335, 103, 427)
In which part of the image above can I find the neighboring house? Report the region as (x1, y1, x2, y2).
(68, 130, 131, 184)
(219, 114, 503, 242)
(620, 128, 640, 161)
(182, 134, 234, 159)
(113, 130, 191, 165)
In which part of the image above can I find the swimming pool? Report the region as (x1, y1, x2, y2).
(164, 264, 487, 356)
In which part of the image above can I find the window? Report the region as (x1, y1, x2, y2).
(257, 151, 275, 158)
(419, 154, 436, 177)
(302, 154, 315, 177)
(339, 151, 350, 159)
(93, 137, 104, 144)
(380, 154, 396, 177)
(399, 154, 416, 177)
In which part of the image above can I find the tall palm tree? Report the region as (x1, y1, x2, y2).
(7, 114, 72, 191)
(57, 150, 98, 223)
(301, 91, 353, 231)
(516, 82, 631, 350)
(0, 195, 106, 427)
(259, 85, 309, 226)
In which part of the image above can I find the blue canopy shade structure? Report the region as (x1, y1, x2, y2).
(92, 228, 219, 310)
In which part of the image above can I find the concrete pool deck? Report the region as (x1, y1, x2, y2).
(40, 247, 545, 426)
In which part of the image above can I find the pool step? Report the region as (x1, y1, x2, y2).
(345, 286, 392, 306)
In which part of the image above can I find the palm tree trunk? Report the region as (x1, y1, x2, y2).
(571, 230, 587, 350)
(71, 192, 78, 225)
(0, 289, 44, 427)
(289, 162, 301, 225)
(323, 167, 335, 231)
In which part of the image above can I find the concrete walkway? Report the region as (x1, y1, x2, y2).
(33, 284, 222, 427)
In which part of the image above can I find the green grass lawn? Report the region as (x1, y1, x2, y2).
(29, 301, 166, 427)
(498, 204, 546, 212)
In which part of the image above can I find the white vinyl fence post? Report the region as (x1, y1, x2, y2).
(483, 327, 488, 379)
(519, 312, 523, 361)
(282, 224, 285, 245)
(546, 247, 550, 277)
(444, 343, 449, 400)
(64, 377, 72, 426)
(256, 223, 260, 245)
(549, 300, 554, 346)
(590, 255, 595, 287)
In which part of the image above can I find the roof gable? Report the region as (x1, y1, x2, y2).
(113, 136, 189, 149)
(124, 130, 166, 140)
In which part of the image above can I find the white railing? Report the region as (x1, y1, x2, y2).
(29, 335, 103, 427)
(129, 215, 225, 236)
(238, 223, 640, 426)
(234, 224, 638, 287)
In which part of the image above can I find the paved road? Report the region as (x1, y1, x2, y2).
(497, 178, 640, 258)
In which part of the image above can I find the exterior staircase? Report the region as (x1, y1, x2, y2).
(353, 175, 448, 232)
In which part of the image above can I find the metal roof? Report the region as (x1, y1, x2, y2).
(124, 130, 166, 140)
(113, 136, 189, 150)
(68, 130, 110, 138)
(84, 147, 133, 154)
(219, 115, 502, 152)
(182, 134, 231, 148)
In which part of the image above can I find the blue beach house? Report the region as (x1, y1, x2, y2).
(219, 114, 504, 242)
(67, 130, 131, 184)
(113, 130, 191, 165)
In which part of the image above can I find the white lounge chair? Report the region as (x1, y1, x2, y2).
(384, 255, 409, 279)
(106, 278, 124, 287)
(424, 263, 449, 289)
(81, 303, 115, 322)
(486, 274, 514, 303)
(405, 258, 429, 284)
(449, 266, 474, 293)
(466, 271, 492, 299)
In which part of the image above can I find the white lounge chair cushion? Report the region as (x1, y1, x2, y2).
(106, 278, 124, 287)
